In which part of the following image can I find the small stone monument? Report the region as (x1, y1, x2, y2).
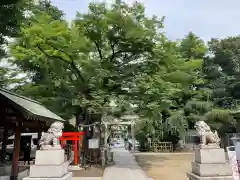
(187, 120, 233, 180)
(23, 122, 72, 180)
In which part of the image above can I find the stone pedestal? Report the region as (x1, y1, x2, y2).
(187, 145, 233, 180)
(23, 149, 72, 180)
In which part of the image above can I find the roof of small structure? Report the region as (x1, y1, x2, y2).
(0, 88, 64, 122)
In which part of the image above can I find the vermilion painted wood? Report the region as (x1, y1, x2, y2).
(59, 132, 84, 165)
(59, 137, 81, 140)
(61, 132, 84, 136)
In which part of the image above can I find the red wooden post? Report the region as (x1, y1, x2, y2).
(74, 140, 78, 165)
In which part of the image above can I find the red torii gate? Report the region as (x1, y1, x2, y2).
(59, 132, 84, 165)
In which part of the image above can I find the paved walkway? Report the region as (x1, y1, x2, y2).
(102, 148, 151, 180)
(73, 178, 101, 180)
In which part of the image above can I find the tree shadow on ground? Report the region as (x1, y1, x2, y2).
(71, 167, 104, 177)
(135, 155, 167, 171)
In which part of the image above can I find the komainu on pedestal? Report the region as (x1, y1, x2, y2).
(187, 120, 233, 180)
(23, 121, 72, 180)
(39, 121, 64, 150)
(194, 120, 220, 146)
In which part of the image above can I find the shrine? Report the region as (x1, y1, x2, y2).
(0, 88, 64, 180)
(59, 132, 85, 165)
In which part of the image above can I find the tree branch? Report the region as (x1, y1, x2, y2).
(93, 40, 104, 60)
(109, 39, 117, 62)
(45, 42, 85, 83)
(37, 44, 85, 84)
(84, 24, 104, 61)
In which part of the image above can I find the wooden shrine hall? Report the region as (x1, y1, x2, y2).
(0, 88, 65, 180)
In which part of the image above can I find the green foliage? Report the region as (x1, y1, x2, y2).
(204, 37, 240, 109)
(5, 1, 240, 151)
(0, 65, 26, 88)
(134, 36, 205, 139)
(63, 122, 78, 132)
(205, 109, 235, 125)
(10, 1, 163, 123)
(0, 0, 27, 58)
(135, 31, 237, 149)
(178, 32, 207, 60)
(0, 67, 8, 88)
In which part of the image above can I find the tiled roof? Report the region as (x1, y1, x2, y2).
(0, 88, 64, 122)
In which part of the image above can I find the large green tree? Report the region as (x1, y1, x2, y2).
(200, 37, 240, 134)
(206, 37, 240, 108)
(134, 36, 204, 146)
(9, 1, 237, 152)
(10, 1, 162, 122)
(135, 33, 237, 148)
(178, 32, 207, 60)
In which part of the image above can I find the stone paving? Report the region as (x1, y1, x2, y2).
(73, 177, 101, 180)
(102, 148, 151, 180)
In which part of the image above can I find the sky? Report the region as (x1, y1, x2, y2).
(51, 0, 240, 42)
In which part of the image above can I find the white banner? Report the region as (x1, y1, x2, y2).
(88, 138, 100, 149)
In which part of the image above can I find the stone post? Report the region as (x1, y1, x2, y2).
(23, 149, 72, 180)
(187, 144, 233, 180)
(23, 121, 72, 180)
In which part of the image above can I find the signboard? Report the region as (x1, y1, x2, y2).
(227, 146, 240, 180)
(88, 139, 99, 149)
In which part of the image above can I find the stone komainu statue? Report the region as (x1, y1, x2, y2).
(39, 121, 64, 150)
(194, 120, 220, 145)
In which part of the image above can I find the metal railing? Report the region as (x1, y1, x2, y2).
(223, 133, 240, 148)
(63, 144, 74, 164)
(149, 141, 173, 152)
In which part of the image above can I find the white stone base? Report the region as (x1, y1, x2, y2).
(191, 162, 232, 177)
(188, 147, 233, 180)
(194, 148, 226, 164)
(23, 172, 72, 180)
(29, 162, 69, 178)
(187, 172, 233, 180)
(35, 150, 65, 165)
